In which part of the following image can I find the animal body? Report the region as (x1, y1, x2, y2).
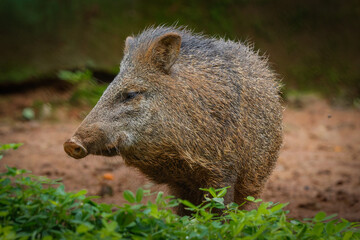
(64, 26, 283, 215)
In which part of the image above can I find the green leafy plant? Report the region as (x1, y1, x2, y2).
(1, 143, 359, 239)
(58, 70, 108, 106)
(0, 143, 23, 160)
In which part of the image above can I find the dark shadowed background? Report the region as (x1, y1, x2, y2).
(1, 0, 359, 102)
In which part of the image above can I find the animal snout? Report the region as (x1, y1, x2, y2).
(63, 138, 88, 159)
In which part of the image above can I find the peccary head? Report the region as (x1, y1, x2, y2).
(64, 31, 182, 160)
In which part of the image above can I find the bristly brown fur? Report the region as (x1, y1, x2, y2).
(67, 25, 283, 216)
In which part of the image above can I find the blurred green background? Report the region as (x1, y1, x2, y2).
(1, 0, 359, 103)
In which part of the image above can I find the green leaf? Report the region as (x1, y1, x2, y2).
(314, 211, 327, 222)
(334, 221, 350, 233)
(55, 185, 66, 196)
(76, 223, 94, 234)
(99, 203, 113, 213)
(296, 225, 307, 238)
(246, 196, 255, 202)
(123, 190, 135, 203)
(323, 213, 337, 221)
(135, 188, 143, 203)
(208, 187, 217, 198)
(212, 197, 224, 204)
(73, 189, 88, 198)
(155, 191, 164, 205)
(179, 200, 197, 210)
(270, 203, 286, 213)
(247, 224, 267, 239)
(117, 212, 136, 227)
(343, 231, 353, 240)
(312, 222, 324, 236)
(217, 188, 227, 198)
(325, 219, 337, 235)
(0, 143, 23, 151)
(105, 221, 118, 232)
(150, 203, 159, 217)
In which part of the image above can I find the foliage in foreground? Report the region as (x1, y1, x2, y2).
(0, 144, 359, 240)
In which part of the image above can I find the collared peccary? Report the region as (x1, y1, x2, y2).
(64, 26, 282, 215)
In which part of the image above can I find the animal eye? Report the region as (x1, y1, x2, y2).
(123, 91, 140, 102)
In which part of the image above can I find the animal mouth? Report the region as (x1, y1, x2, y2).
(93, 145, 119, 157)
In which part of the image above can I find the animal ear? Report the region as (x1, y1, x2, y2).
(124, 36, 134, 53)
(146, 32, 181, 73)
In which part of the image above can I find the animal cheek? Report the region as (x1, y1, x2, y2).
(118, 131, 136, 148)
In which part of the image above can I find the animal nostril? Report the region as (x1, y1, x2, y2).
(64, 138, 88, 159)
(74, 147, 81, 153)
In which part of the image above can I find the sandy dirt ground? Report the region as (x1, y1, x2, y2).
(0, 88, 359, 221)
